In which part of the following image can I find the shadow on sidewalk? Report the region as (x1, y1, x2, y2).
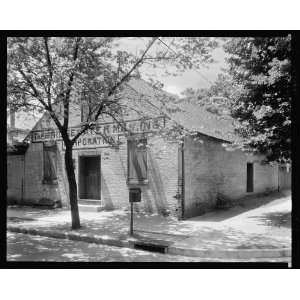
(248, 211, 291, 228)
(189, 190, 290, 223)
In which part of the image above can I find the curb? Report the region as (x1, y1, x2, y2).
(7, 225, 130, 249)
(7, 225, 291, 259)
(167, 246, 291, 259)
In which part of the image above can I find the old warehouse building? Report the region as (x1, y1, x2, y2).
(7, 78, 291, 219)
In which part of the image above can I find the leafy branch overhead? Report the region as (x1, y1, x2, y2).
(179, 36, 291, 164)
(224, 36, 291, 164)
(7, 37, 218, 146)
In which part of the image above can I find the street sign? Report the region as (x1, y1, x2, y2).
(129, 188, 141, 236)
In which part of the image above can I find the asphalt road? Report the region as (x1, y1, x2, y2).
(6, 232, 290, 264)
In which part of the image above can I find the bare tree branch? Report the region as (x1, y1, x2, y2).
(17, 68, 49, 109)
(88, 37, 159, 129)
(71, 123, 93, 144)
(63, 37, 81, 131)
(107, 37, 158, 98)
(43, 37, 53, 107)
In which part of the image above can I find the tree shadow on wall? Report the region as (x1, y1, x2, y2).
(100, 171, 114, 210)
(146, 151, 170, 216)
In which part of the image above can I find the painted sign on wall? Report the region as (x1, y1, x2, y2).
(31, 116, 166, 149)
(61, 134, 120, 150)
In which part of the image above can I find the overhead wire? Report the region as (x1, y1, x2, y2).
(157, 37, 214, 86)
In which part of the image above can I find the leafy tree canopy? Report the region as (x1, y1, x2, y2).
(180, 73, 240, 115)
(223, 36, 291, 164)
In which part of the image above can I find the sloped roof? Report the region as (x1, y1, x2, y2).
(126, 78, 239, 142)
(169, 103, 239, 142)
(122, 77, 179, 119)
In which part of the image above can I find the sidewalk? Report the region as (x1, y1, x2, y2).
(7, 190, 291, 260)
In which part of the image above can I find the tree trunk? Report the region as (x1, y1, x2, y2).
(64, 142, 81, 229)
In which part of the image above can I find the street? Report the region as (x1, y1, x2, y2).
(7, 232, 290, 263)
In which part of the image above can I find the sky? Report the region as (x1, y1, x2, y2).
(162, 47, 227, 96)
(117, 37, 228, 97)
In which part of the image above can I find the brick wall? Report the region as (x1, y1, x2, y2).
(69, 134, 180, 216)
(279, 166, 291, 190)
(183, 135, 279, 218)
(19, 97, 181, 216)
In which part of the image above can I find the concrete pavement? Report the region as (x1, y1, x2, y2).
(7, 190, 291, 260)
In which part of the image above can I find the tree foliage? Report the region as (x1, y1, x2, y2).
(223, 36, 291, 163)
(180, 73, 240, 115)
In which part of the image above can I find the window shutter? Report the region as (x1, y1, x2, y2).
(128, 139, 147, 182)
(44, 145, 57, 182)
(136, 140, 147, 180)
(128, 140, 138, 180)
(44, 149, 52, 181)
(81, 98, 89, 122)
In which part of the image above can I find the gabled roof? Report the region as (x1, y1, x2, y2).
(126, 78, 239, 143)
(169, 103, 239, 142)
(122, 77, 179, 119)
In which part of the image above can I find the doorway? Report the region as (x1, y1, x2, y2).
(246, 162, 254, 193)
(79, 156, 101, 199)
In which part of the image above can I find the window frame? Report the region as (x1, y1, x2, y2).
(127, 137, 148, 185)
(42, 143, 58, 185)
(246, 162, 254, 193)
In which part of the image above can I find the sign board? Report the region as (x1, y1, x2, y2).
(129, 188, 141, 202)
(30, 116, 166, 149)
(61, 134, 120, 150)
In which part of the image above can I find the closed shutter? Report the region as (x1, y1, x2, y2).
(128, 139, 147, 182)
(44, 144, 57, 182)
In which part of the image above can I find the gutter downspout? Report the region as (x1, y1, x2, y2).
(277, 163, 280, 192)
(181, 139, 185, 220)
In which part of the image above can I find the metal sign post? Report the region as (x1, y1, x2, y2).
(129, 188, 141, 236)
(130, 201, 134, 236)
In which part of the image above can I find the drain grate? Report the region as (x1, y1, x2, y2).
(133, 242, 168, 254)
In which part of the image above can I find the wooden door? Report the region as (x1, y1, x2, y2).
(247, 163, 254, 192)
(80, 156, 100, 199)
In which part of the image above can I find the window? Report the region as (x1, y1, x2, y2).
(81, 101, 89, 123)
(246, 163, 254, 192)
(128, 138, 147, 184)
(80, 92, 97, 123)
(43, 144, 58, 184)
